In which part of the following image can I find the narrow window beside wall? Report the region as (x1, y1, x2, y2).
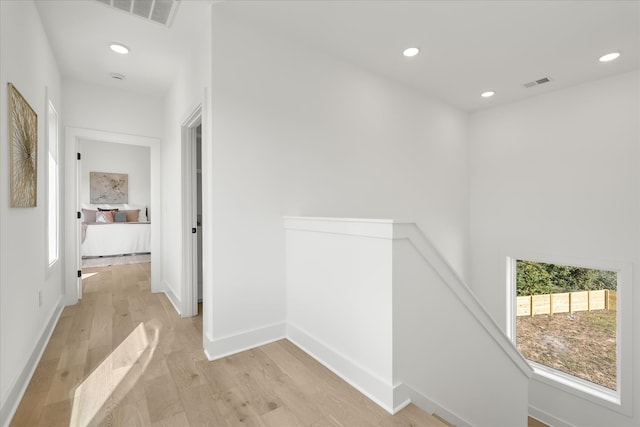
(47, 99, 59, 268)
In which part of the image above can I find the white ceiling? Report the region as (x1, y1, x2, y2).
(35, 0, 210, 99)
(36, 0, 639, 111)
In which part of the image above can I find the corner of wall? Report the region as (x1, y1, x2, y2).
(399, 384, 473, 427)
(162, 281, 181, 316)
(204, 322, 286, 361)
(286, 322, 396, 414)
(528, 405, 575, 427)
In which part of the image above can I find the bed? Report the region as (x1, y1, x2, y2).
(81, 204, 151, 257)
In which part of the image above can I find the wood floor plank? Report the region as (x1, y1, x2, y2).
(65, 303, 94, 345)
(256, 366, 325, 425)
(179, 383, 226, 426)
(112, 396, 153, 427)
(11, 262, 459, 427)
(36, 399, 71, 427)
(57, 339, 89, 371)
(211, 387, 267, 427)
(309, 415, 344, 427)
(261, 405, 305, 426)
(151, 410, 190, 427)
(9, 391, 47, 426)
(529, 417, 550, 427)
(223, 349, 285, 415)
(166, 349, 208, 392)
(195, 357, 238, 395)
(87, 296, 113, 350)
(143, 373, 184, 423)
(84, 344, 111, 377)
(40, 316, 73, 362)
(22, 357, 58, 396)
(44, 363, 85, 405)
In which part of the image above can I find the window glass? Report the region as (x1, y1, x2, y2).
(515, 259, 617, 390)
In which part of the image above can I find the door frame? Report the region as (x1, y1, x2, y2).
(64, 127, 161, 304)
(181, 106, 202, 317)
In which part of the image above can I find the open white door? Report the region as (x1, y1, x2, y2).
(181, 106, 202, 317)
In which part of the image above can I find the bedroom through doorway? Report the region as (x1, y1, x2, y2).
(78, 139, 151, 271)
(65, 127, 161, 303)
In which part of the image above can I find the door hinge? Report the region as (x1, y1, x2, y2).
(77, 152, 81, 160)
(77, 211, 81, 219)
(77, 270, 82, 278)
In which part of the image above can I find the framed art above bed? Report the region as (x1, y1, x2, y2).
(90, 171, 128, 203)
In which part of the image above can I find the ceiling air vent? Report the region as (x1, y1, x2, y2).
(95, 0, 180, 27)
(523, 77, 552, 88)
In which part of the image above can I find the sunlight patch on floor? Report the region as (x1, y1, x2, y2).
(70, 321, 160, 426)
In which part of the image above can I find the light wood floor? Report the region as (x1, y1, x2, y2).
(528, 418, 549, 427)
(11, 262, 451, 426)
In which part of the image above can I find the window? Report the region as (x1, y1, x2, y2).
(47, 99, 59, 268)
(508, 256, 632, 414)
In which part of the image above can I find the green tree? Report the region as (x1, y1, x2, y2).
(543, 263, 593, 292)
(516, 260, 554, 296)
(517, 261, 617, 294)
(591, 269, 617, 291)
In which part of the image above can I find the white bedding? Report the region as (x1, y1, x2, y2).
(82, 222, 151, 257)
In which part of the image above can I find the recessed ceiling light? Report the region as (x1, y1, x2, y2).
(599, 52, 620, 62)
(402, 47, 420, 57)
(481, 91, 495, 98)
(109, 43, 130, 55)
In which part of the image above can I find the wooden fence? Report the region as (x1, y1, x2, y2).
(517, 289, 617, 317)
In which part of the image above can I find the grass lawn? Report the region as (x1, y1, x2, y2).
(516, 310, 616, 390)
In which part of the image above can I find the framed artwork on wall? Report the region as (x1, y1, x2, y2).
(8, 83, 38, 208)
(90, 172, 129, 203)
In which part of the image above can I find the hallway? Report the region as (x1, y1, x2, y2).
(11, 262, 444, 426)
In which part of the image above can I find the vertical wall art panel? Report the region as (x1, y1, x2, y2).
(90, 172, 128, 203)
(8, 83, 38, 207)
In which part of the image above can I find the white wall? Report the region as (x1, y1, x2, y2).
(283, 217, 530, 425)
(209, 8, 469, 357)
(285, 217, 395, 410)
(469, 71, 640, 426)
(0, 1, 63, 424)
(161, 2, 211, 314)
(63, 79, 163, 138)
(80, 140, 150, 209)
(393, 223, 530, 427)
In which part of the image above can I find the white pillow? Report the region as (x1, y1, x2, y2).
(95, 211, 113, 223)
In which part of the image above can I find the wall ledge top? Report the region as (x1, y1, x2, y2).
(283, 216, 414, 224)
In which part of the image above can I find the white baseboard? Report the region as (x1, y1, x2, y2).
(529, 405, 575, 427)
(396, 383, 472, 427)
(0, 298, 64, 427)
(162, 281, 181, 316)
(204, 322, 286, 361)
(286, 322, 395, 414)
(392, 383, 413, 414)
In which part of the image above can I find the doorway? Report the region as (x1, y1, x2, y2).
(181, 107, 202, 317)
(64, 128, 161, 304)
(196, 125, 203, 303)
